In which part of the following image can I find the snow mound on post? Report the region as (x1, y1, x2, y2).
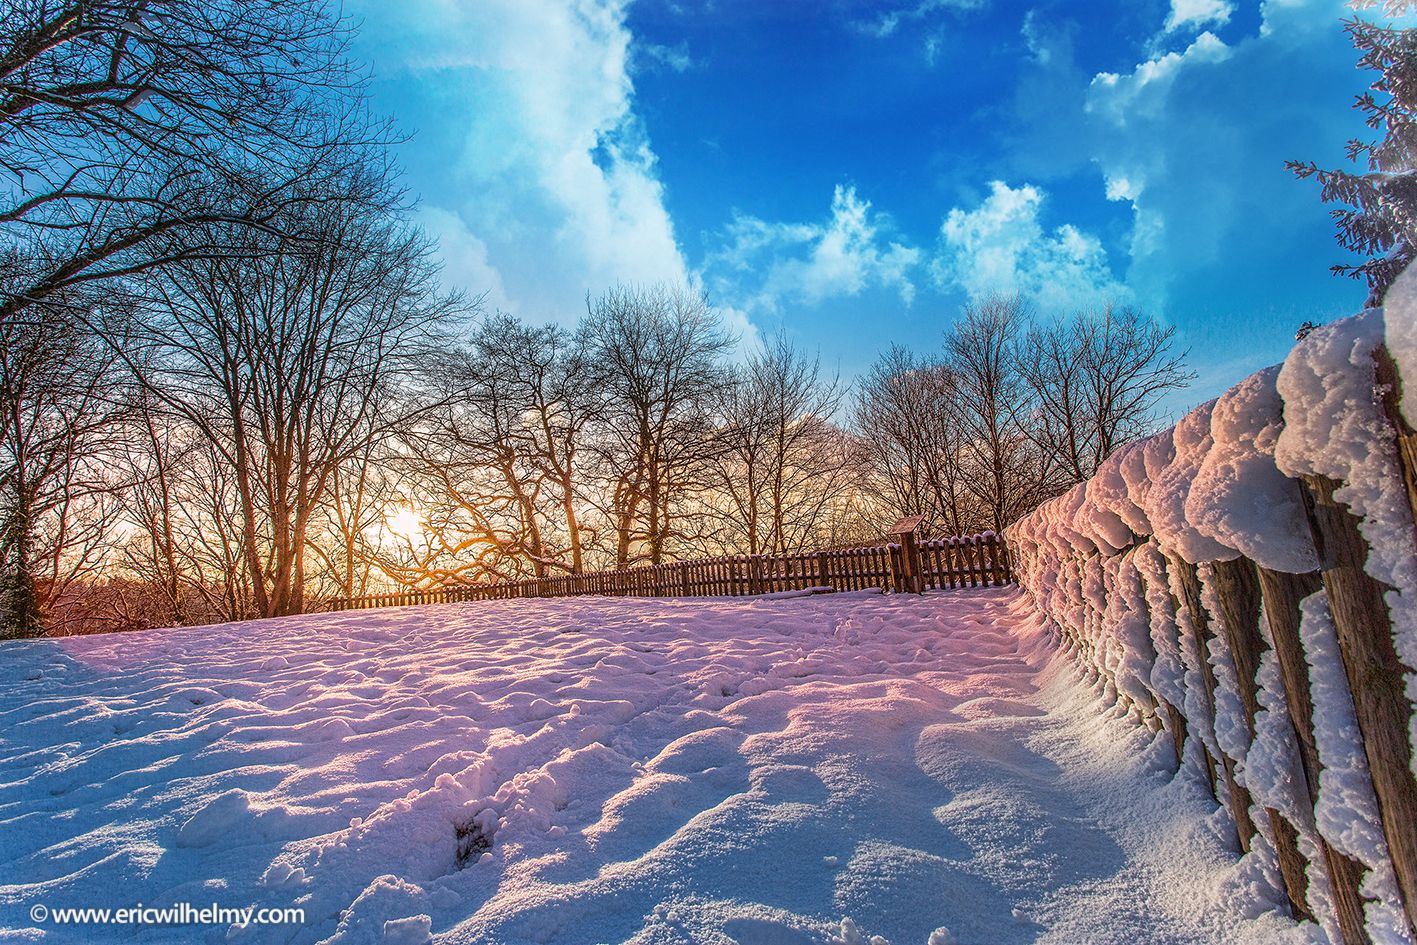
(1274, 310, 1417, 779)
(1188, 366, 1317, 574)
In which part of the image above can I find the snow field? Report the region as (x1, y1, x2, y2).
(1, 589, 1317, 945)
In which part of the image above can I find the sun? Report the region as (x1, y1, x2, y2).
(386, 507, 424, 543)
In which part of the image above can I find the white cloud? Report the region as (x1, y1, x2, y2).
(1164, 0, 1234, 33)
(1070, 0, 1355, 317)
(350, 0, 690, 325)
(707, 185, 922, 313)
(1089, 31, 1231, 126)
(1085, 31, 1235, 288)
(931, 181, 1131, 312)
(860, 0, 986, 39)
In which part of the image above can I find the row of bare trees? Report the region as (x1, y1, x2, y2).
(856, 295, 1194, 536)
(3, 277, 1193, 635)
(0, 0, 455, 634)
(373, 287, 858, 597)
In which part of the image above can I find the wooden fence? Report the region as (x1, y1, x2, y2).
(326, 531, 1012, 612)
(1006, 328, 1417, 945)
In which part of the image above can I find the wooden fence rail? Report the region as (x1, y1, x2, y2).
(326, 531, 1012, 613)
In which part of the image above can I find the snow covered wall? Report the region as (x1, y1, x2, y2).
(1004, 292, 1417, 945)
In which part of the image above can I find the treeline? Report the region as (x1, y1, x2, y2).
(0, 0, 1192, 637)
(5, 277, 1191, 635)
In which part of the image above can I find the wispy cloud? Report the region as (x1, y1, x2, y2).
(637, 40, 693, 73)
(859, 0, 988, 38)
(706, 185, 922, 313)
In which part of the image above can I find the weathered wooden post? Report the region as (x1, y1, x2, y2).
(889, 515, 925, 594)
(1376, 347, 1417, 527)
(1255, 564, 1372, 945)
(1208, 557, 1314, 922)
(749, 555, 765, 595)
(983, 535, 1000, 586)
(1301, 472, 1417, 938)
(1168, 555, 1258, 851)
(817, 550, 831, 589)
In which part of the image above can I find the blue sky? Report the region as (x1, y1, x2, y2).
(347, 0, 1374, 413)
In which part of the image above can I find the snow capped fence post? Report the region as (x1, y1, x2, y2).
(986, 534, 1005, 586)
(1170, 555, 1259, 851)
(1254, 565, 1372, 945)
(889, 516, 924, 594)
(1300, 472, 1417, 938)
(1208, 557, 1314, 921)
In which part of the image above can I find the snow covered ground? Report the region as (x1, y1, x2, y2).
(0, 589, 1317, 945)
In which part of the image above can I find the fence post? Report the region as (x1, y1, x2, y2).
(1377, 346, 1417, 528)
(748, 555, 764, 595)
(1255, 565, 1372, 945)
(1169, 555, 1257, 851)
(1301, 473, 1417, 938)
(888, 516, 925, 594)
(1208, 557, 1313, 922)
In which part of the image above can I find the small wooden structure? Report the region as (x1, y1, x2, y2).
(889, 515, 925, 594)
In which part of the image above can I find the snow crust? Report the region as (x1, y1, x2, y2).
(0, 592, 1317, 945)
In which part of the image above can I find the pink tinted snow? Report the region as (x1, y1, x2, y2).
(0, 591, 1315, 945)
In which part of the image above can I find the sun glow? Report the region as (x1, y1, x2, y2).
(385, 507, 423, 543)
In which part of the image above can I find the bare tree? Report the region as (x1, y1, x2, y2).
(1016, 305, 1193, 484)
(707, 334, 853, 554)
(0, 0, 376, 324)
(853, 346, 971, 536)
(117, 402, 256, 626)
(945, 294, 1048, 533)
(475, 314, 599, 573)
(0, 267, 126, 637)
(392, 337, 554, 588)
(311, 445, 400, 601)
(129, 173, 459, 617)
(581, 285, 732, 565)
